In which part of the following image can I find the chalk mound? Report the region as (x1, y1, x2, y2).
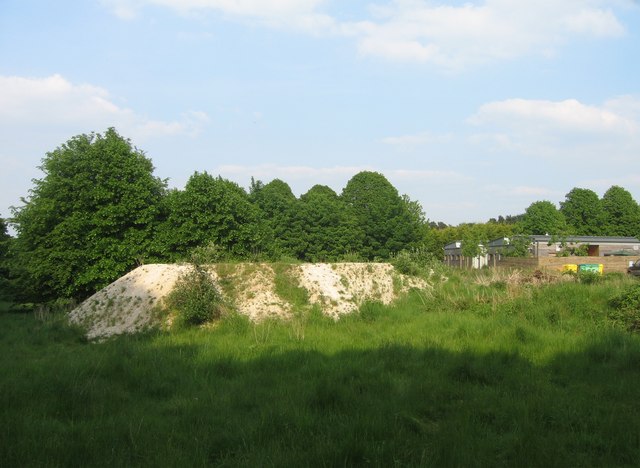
(69, 263, 428, 340)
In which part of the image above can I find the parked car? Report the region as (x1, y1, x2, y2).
(627, 259, 640, 276)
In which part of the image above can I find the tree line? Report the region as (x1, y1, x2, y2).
(1, 129, 426, 302)
(1, 128, 638, 303)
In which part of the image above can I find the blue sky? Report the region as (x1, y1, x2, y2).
(2, 0, 640, 225)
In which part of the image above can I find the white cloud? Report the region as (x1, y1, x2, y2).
(345, 0, 628, 69)
(0, 74, 209, 141)
(468, 96, 640, 161)
(103, 0, 336, 33)
(103, 0, 631, 69)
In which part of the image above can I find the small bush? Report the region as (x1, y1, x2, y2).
(578, 271, 601, 285)
(390, 249, 436, 277)
(359, 300, 386, 322)
(608, 283, 640, 332)
(166, 266, 225, 326)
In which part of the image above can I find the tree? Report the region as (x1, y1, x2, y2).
(250, 179, 298, 258)
(520, 200, 567, 235)
(290, 185, 363, 261)
(156, 172, 265, 260)
(601, 186, 640, 237)
(11, 128, 166, 300)
(0, 218, 11, 300)
(560, 188, 605, 235)
(341, 171, 423, 259)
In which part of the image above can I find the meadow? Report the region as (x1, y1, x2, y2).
(1, 269, 639, 467)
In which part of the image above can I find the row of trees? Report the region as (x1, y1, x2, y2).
(2, 129, 427, 302)
(520, 187, 640, 237)
(1, 128, 639, 303)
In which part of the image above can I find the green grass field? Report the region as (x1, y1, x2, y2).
(1, 271, 639, 467)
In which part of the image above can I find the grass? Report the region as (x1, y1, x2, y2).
(1, 270, 640, 466)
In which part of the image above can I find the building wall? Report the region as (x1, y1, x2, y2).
(533, 241, 640, 257)
(495, 256, 638, 273)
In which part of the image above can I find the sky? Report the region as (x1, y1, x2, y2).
(1, 0, 640, 226)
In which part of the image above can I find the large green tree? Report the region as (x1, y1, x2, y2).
(250, 179, 298, 258)
(12, 129, 166, 300)
(156, 172, 265, 260)
(290, 185, 363, 261)
(520, 200, 567, 235)
(560, 188, 605, 235)
(0, 218, 11, 300)
(601, 185, 640, 237)
(341, 171, 423, 259)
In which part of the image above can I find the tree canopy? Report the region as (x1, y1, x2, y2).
(156, 172, 265, 260)
(0, 218, 11, 300)
(341, 171, 424, 259)
(560, 188, 605, 235)
(11, 128, 166, 300)
(250, 179, 298, 258)
(9, 128, 640, 303)
(601, 185, 640, 237)
(520, 201, 567, 235)
(290, 185, 363, 262)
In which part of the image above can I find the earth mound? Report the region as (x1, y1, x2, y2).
(69, 263, 428, 340)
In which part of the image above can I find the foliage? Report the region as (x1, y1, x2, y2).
(11, 128, 166, 301)
(601, 185, 640, 237)
(0, 218, 11, 300)
(156, 172, 265, 261)
(577, 271, 602, 285)
(341, 171, 423, 259)
(608, 283, 640, 332)
(560, 187, 605, 235)
(290, 185, 363, 262)
(165, 265, 225, 326)
(520, 200, 567, 235)
(502, 236, 532, 257)
(390, 248, 436, 277)
(250, 179, 298, 258)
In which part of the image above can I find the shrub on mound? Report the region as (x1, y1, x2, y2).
(166, 266, 224, 325)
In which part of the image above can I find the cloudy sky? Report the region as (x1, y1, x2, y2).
(2, 0, 640, 225)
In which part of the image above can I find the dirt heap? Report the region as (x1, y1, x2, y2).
(69, 263, 428, 340)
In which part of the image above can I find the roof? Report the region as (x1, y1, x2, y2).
(488, 235, 640, 247)
(529, 235, 640, 244)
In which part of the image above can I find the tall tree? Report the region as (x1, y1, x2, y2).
(157, 172, 265, 260)
(12, 129, 166, 300)
(560, 188, 606, 235)
(520, 200, 567, 235)
(341, 171, 423, 259)
(601, 185, 640, 237)
(0, 218, 11, 300)
(250, 179, 298, 258)
(290, 185, 363, 261)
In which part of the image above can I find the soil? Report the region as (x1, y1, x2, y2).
(68, 262, 428, 340)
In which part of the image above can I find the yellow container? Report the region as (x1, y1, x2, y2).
(562, 264, 578, 273)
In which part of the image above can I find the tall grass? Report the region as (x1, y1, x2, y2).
(1, 269, 639, 466)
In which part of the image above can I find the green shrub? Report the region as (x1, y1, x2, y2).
(358, 300, 386, 322)
(166, 266, 225, 326)
(578, 271, 601, 285)
(608, 284, 640, 332)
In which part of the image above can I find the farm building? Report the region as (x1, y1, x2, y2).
(444, 241, 488, 269)
(487, 235, 640, 259)
(446, 235, 640, 271)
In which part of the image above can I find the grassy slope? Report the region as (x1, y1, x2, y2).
(1, 273, 639, 467)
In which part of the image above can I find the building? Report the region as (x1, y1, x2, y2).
(445, 235, 640, 271)
(444, 241, 488, 269)
(487, 235, 640, 258)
